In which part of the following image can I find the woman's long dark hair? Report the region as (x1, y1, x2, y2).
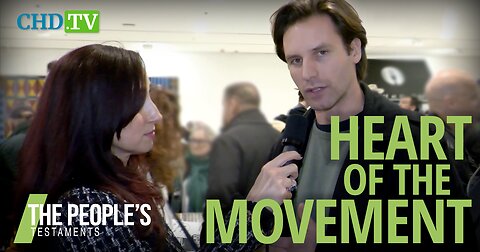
(12, 44, 165, 249)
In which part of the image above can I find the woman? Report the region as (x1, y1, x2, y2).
(184, 121, 215, 212)
(11, 44, 300, 251)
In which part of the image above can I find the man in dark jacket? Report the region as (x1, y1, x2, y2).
(424, 68, 480, 248)
(200, 82, 280, 244)
(267, 0, 477, 251)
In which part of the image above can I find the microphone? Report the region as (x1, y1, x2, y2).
(279, 114, 308, 238)
(281, 114, 308, 192)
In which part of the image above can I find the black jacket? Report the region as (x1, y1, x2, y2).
(270, 83, 477, 251)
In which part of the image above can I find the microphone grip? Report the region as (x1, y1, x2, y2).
(282, 147, 296, 167)
(282, 144, 298, 191)
(280, 145, 300, 238)
(282, 144, 297, 153)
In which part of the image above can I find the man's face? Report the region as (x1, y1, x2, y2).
(283, 14, 361, 114)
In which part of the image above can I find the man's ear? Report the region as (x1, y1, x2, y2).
(230, 97, 241, 115)
(350, 38, 362, 64)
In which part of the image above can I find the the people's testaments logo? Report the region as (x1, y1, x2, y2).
(14, 194, 151, 244)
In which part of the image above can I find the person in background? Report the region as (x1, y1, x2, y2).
(145, 86, 186, 213)
(0, 105, 33, 182)
(425, 69, 480, 250)
(288, 90, 308, 116)
(201, 81, 280, 244)
(1, 60, 56, 251)
(398, 95, 420, 112)
(272, 90, 309, 132)
(425, 68, 480, 165)
(183, 121, 215, 212)
(271, 115, 287, 132)
(0, 105, 33, 250)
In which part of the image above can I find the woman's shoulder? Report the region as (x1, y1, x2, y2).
(57, 186, 120, 205)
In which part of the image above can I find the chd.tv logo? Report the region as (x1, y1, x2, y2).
(17, 10, 99, 33)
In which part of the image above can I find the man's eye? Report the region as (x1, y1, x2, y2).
(318, 50, 328, 56)
(289, 58, 302, 66)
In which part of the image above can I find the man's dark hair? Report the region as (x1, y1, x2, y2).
(409, 95, 420, 111)
(271, 0, 368, 81)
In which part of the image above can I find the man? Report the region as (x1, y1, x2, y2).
(399, 95, 420, 112)
(201, 82, 280, 243)
(425, 69, 480, 164)
(425, 69, 480, 247)
(268, 0, 476, 251)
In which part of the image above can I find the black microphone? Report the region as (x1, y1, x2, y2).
(281, 114, 308, 191)
(279, 114, 308, 238)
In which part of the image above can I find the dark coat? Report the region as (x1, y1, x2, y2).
(200, 109, 279, 245)
(206, 109, 280, 209)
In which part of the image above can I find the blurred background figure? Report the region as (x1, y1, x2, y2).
(183, 121, 215, 213)
(201, 81, 280, 244)
(0, 60, 55, 250)
(399, 95, 420, 112)
(288, 90, 308, 116)
(2, 105, 33, 138)
(145, 85, 186, 213)
(271, 116, 287, 132)
(0, 105, 33, 249)
(425, 68, 480, 165)
(272, 90, 308, 132)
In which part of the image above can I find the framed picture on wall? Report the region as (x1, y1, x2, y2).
(149, 76, 179, 95)
(0, 76, 179, 141)
(0, 76, 45, 140)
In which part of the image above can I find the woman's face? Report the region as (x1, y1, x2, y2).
(188, 129, 212, 157)
(111, 89, 162, 164)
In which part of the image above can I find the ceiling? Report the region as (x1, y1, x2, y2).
(1, 0, 479, 57)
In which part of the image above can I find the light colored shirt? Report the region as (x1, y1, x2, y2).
(295, 121, 350, 222)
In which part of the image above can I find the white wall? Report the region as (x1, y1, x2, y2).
(1, 47, 479, 132)
(0, 47, 298, 132)
(140, 50, 297, 133)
